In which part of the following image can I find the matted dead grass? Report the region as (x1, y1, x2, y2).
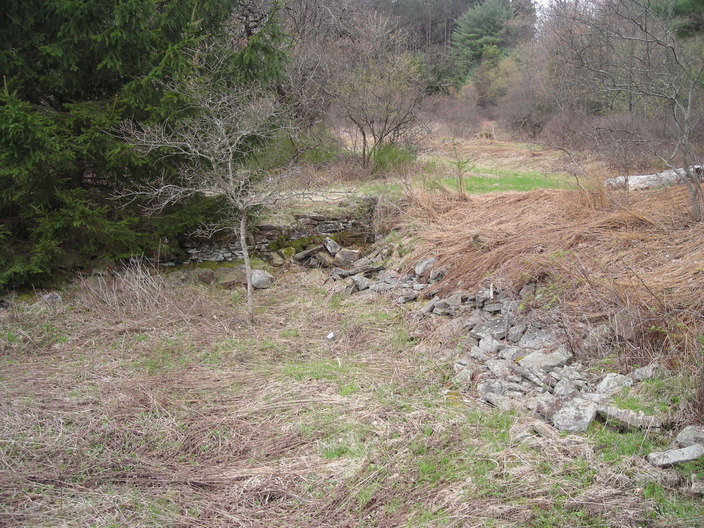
(1, 264, 687, 527)
(408, 184, 704, 388)
(425, 137, 571, 175)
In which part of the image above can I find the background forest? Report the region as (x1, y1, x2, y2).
(2, 0, 704, 289)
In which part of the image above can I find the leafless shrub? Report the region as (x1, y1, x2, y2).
(419, 91, 485, 139)
(72, 260, 245, 334)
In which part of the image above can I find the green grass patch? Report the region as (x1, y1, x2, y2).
(440, 165, 567, 194)
(587, 421, 663, 463)
(643, 482, 704, 524)
(282, 358, 360, 382)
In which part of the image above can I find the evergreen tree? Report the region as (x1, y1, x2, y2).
(450, 0, 514, 83)
(0, 0, 287, 289)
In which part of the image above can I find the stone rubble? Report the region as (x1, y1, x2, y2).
(163, 230, 703, 480)
(331, 251, 704, 476)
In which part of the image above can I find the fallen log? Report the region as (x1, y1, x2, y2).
(605, 166, 703, 191)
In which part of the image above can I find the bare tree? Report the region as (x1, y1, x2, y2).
(331, 13, 427, 169)
(548, 0, 704, 219)
(119, 78, 306, 322)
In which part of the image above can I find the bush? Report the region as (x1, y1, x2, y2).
(371, 144, 417, 173)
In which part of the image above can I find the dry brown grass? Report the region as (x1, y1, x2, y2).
(2, 264, 690, 527)
(407, 184, 704, 414)
(425, 137, 569, 175)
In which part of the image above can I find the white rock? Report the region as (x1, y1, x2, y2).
(676, 426, 704, 447)
(596, 373, 633, 394)
(552, 399, 597, 433)
(647, 444, 704, 468)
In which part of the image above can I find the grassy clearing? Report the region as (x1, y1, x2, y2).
(438, 164, 568, 194)
(2, 267, 701, 527)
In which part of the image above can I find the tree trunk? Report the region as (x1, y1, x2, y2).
(239, 211, 255, 323)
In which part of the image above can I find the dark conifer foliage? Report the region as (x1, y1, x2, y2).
(0, 0, 284, 288)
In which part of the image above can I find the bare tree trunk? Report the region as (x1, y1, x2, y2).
(683, 165, 703, 221)
(239, 211, 254, 323)
(361, 129, 369, 169)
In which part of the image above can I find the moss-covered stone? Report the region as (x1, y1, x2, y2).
(268, 235, 324, 253)
(279, 247, 296, 259)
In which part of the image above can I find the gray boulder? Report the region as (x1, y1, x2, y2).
(676, 426, 704, 447)
(251, 269, 275, 289)
(552, 399, 598, 433)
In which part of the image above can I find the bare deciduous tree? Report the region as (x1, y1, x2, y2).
(331, 13, 427, 169)
(549, 0, 704, 219)
(119, 78, 307, 321)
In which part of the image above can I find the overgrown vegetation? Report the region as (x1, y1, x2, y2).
(3, 266, 702, 527)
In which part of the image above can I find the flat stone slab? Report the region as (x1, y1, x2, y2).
(676, 426, 704, 447)
(333, 248, 360, 267)
(471, 318, 510, 340)
(420, 298, 437, 315)
(596, 373, 633, 394)
(597, 406, 662, 431)
(552, 398, 598, 433)
(322, 237, 342, 256)
(293, 244, 324, 261)
(518, 346, 572, 371)
(518, 327, 560, 350)
(647, 444, 704, 468)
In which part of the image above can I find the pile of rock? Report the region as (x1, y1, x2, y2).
(338, 253, 703, 490)
(166, 265, 274, 290)
(181, 206, 374, 265)
(292, 237, 363, 269)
